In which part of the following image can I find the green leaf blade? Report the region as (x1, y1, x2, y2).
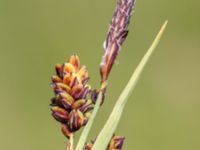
(92, 21, 168, 150)
(75, 92, 103, 150)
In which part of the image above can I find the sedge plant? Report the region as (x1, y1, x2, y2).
(49, 0, 168, 149)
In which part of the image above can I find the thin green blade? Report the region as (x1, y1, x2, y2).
(75, 92, 103, 150)
(92, 21, 168, 150)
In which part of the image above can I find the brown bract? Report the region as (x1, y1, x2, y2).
(84, 135, 125, 150)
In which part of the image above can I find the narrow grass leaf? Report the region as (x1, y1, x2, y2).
(75, 92, 103, 150)
(92, 21, 168, 150)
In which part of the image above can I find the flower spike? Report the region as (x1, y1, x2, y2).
(100, 0, 136, 83)
(50, 55, 94, 138)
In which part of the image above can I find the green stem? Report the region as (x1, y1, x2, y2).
(75, 92, 103, 150)
(70, 133, 74, 150)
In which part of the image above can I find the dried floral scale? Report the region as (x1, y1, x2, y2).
(84, 135, 125, 150)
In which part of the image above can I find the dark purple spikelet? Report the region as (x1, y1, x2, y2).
(100, 0, 136, 82)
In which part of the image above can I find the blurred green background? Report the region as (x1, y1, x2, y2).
(0, 0, 200, 150)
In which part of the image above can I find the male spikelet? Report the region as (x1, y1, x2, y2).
(100, 0, 136, 83)
(92, 0, 136, 103)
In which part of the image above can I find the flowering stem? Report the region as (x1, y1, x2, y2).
(69, 133, 74, 150)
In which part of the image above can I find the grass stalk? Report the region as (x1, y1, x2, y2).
(69, 133, 74, 150)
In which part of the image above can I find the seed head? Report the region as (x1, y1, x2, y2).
(50, 55, 93, 138)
